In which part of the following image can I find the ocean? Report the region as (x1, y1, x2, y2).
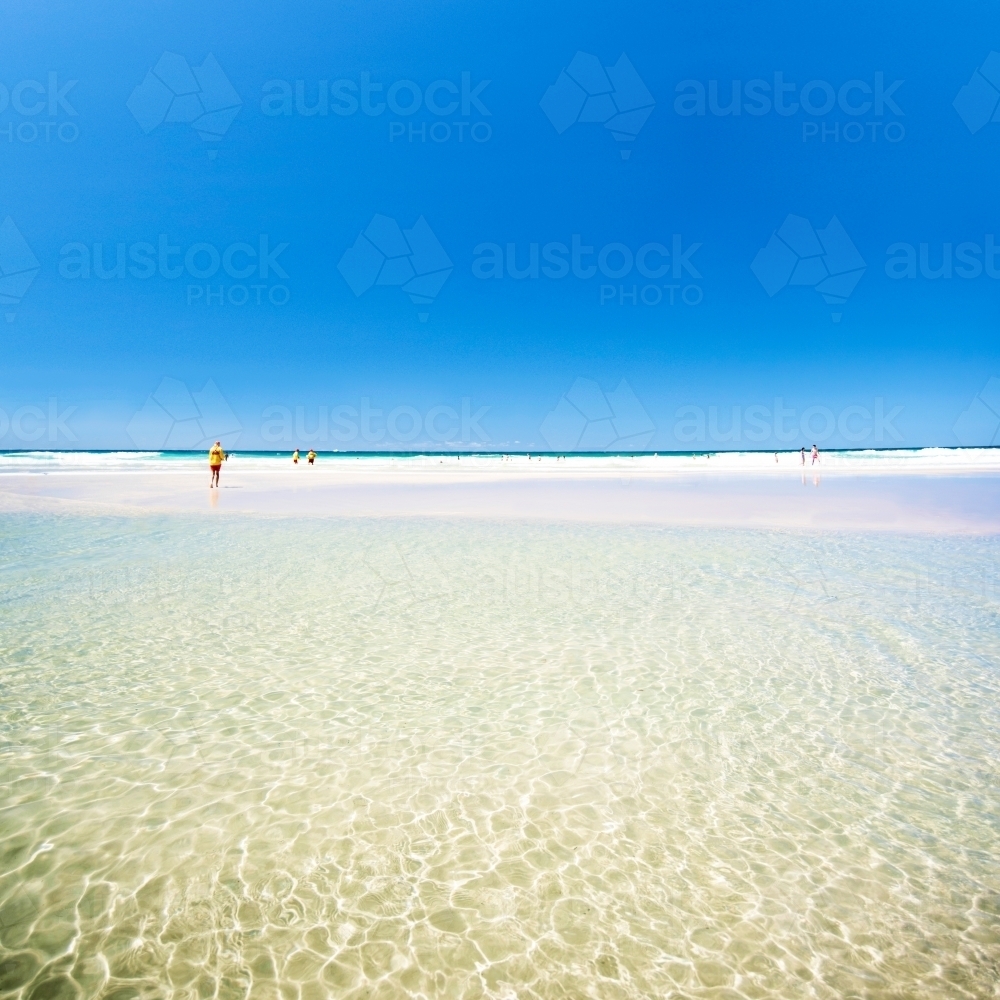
(2, 446, 1000, 475)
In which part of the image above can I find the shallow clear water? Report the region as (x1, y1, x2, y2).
(1, 514, 999, 999)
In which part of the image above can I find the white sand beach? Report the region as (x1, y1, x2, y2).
(1, 450, 999, 532)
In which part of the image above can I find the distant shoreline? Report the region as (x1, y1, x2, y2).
(2, 456, 999, 533)
(2, 446, 999, 458)
(2, 445, 1000, 479)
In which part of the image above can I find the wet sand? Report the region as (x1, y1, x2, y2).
(2, 464, 999, 533)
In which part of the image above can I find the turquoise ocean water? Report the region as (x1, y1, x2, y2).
(1, 446, 999, 474)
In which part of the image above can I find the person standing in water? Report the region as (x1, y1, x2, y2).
(209, 441, 225, 488)
(307, 449, 316, 465)
(292, 448, 300, 464)
(811, 444, 819, 465)
(801, 446, 806, 465)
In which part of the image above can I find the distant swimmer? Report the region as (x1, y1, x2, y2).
(292, 448, 300, 464)
(209, 441, 225, 488)
(801, 446, 806, 465)
(307, 449, 316, 465)
(811, 444, 820, 465)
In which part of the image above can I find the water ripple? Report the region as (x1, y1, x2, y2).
(1, 515, 998, 998)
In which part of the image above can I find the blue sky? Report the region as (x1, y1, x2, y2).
(2, 0, 1000, 451)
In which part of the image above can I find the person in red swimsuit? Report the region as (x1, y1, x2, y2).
(209, 441, 225, 487)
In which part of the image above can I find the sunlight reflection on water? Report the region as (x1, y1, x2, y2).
(1, 515, 999, 998)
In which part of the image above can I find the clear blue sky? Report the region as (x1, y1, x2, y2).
(2, 0, 1000, 451)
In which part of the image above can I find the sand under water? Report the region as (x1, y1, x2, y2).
(1, 453, 999, 998)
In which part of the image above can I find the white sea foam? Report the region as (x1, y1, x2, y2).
(2, 446, 999, 475)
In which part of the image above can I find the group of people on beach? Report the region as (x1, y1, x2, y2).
(208, 442, 822, 486)
(207, 443, 317, 487)
(778, 445, 820, 465)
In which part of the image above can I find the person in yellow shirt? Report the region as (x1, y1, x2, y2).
(292, 448, 300, 464)
(208, 441, 225, 488)
(307, 449, 316, 465)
